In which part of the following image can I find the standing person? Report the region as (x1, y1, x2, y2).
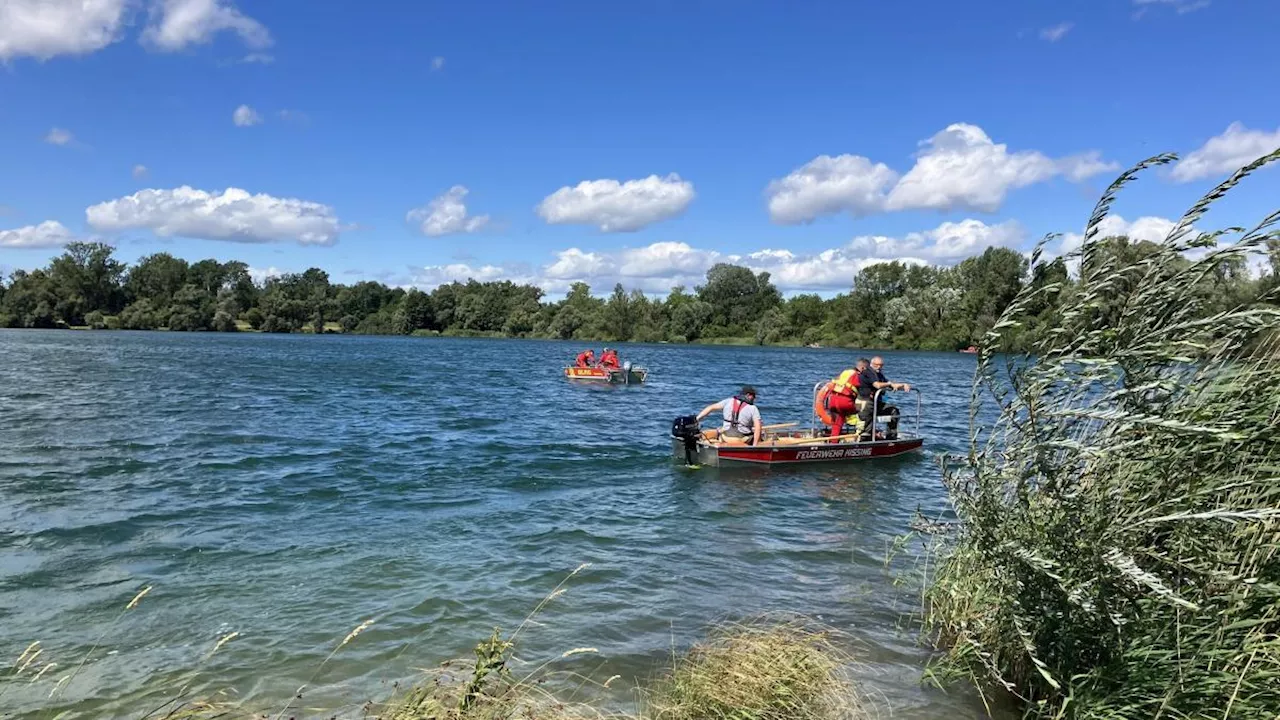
(575, 349, 596, 368)
(857, 356, 910, 440)
(827, 358, 869, 439)
(695, 385, 763, 445)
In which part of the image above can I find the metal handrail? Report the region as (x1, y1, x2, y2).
(811, 380, 921, 441)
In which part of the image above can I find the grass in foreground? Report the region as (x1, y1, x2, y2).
(923, 150, 1280, 719)
(641, 620, 865, 720)
(8, 571, 869, 720)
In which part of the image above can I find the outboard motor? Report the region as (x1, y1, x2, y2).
(671, 414, 702, 465)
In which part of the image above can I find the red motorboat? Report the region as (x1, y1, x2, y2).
(671, 385, 923, 467)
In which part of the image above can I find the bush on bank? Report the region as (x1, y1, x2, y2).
(924, 152, 1280, 718)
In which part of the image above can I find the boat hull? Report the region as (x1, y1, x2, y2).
(564, 366, 648, 384)
(672, 435, 923, 467)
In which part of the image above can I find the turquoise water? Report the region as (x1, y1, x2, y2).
(0, 331, 995, 718)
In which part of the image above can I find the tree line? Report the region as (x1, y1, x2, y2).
(2, 239, 1275, 351)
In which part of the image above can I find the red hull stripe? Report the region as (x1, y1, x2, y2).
(716, 438, 923, 464)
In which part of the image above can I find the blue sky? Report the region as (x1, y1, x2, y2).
(1, 0, 1278, 296)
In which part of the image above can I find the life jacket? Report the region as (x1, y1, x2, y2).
(576, 351, 594, 367)
(832, 368, 861, 396)
(600, 351, 619, 368)
(726, 396, 753, 432)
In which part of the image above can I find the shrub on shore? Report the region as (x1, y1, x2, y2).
(642, 620, 865, 720)
(924, 151, 1280, 718)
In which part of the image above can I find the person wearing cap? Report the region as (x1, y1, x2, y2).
(695, 385, 763, 445)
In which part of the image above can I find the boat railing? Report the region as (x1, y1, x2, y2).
(811, 381, 921, 440)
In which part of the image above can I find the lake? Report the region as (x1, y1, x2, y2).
(0, 331, 997, 719)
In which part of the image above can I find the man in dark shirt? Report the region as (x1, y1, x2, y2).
(857, 355, 911, 440)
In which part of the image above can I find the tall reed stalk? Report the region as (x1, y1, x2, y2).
(924, 151, 1280, 718)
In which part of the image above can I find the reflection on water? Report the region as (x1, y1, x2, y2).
(0, 332, 997, 718)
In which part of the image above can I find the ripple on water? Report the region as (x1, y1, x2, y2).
(0, 334, 1001, 719)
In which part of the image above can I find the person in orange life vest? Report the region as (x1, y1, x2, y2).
(827, 358, 869, 439)
(599, 348, 620, 369)
(695, 385, 762, 445)
(575, 349, 596, 368)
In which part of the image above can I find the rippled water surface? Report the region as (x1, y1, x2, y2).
(0, 331, 997, 718)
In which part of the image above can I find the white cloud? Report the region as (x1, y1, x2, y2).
(544, 248, 613, 280)
(767, 123, 1118, 223)
(409, 218, 1025, 295)
(0, 220, 78, 248)
(849, 219, 1026, 263)
(740, 248, 907, 291)
(885, 124, 1117, 213)
(86, 186, 344, 246)
(766, 155, 899, 224)
(44, 127, 73, 146)
(248, 265, 283, 283)
(1170, 122, 1280, 183)
(1040, 22, 1073, 42)
(0, 0, 129, 61)
(132, 164, 149, 179)
(537, 174, 695, 232)
(1134, 0, 1211, 15)
(142, 0, 271, 52)
(407, 186, 490, 237)
(242, 52, 273, 64)
(1054, 214, 1179, 258)
(431, 56, 445, 71)
(232, 104, 262, 127)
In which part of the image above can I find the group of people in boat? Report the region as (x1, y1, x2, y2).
(694, 355, 911, 446)
(574, 347, 622, 369)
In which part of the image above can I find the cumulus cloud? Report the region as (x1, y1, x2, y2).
(766, 155, 899, 224)
(1170, 122, 1280, 182)
(132, 164, 149, 179)
(411, 219, 1024, 294)
(233, 104, 262, 127)
(44, 127, 73, 146)
(1053, 215, 1179, 258)
(767, 123, 1118, 223)
(0, 0, 129, 61)
(885, 124, 1117, 213)
(1040, 22, 1073, 42)
(248, 265, 283, 283)
(849, 219, 1026, 263)
(537, 174, 695, 232)
(142, 0, 271, 52)
(0, 220, 78, 248)
(407, 186, 490, 237)
(86, 186, 344, 246)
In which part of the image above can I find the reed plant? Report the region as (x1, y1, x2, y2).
(924, 150, 1280, 718)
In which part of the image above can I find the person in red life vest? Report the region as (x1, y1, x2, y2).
(599, 348, 620, 369)
(575, 349, 596, 368)
(827, 358, 869, 439)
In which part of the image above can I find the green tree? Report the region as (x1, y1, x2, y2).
(603, 283, 635, 341)
(47, 242, 126, 325)
(696, 264, 782, 335)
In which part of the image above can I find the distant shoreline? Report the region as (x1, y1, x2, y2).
(0, 325, 985, 355)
